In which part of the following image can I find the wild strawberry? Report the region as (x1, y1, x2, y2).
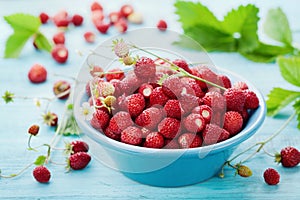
(107, 111, 133, 135)
(120, 4, 134, 18)
(157, 20, 167, 31)
(128, 12, 143, 24)
(96, 82, 115, 97)
(68, 140, 89, 154)
(172, 59, 192, 73)
(53, 80, 71, 99)
(184, 113, 206, 133)
(144, 132, 165, 148)
(179, 94, 199, 113)
(109, 12, 122, 24)
(105, 68, 125, 81)
(51, 45, 68, 63)
(90, 109, 110, 132)
(223, 111, 243, 136)
(121, 126, 143, 146)
(28, 124, 40, 136)
(233, 81, 248, 90)
(240, 109, 249, 122)
(72, 14, 84, 26)
(84, 31, 96, 43)
(28, 64, 47, 83)
(104, 127, 121, 141)
(33, 166, 51, 183)
(191, 66, 220, 90)
(275, 146, 300, 168)
(69, 152, 91, 170)
(223, 88, 246, 112)
(138, 83, 153, 99)
(149, 87, 169, 106)
(89, 65, 104, 77)
(53, 32, 65, 45)
(134, 57, 156, 78)
(164, 100, 184, 119)
(96, 23, 110, 34)
(109, 79, 122, 97)
(236, 165, 252, 177)
(158, 117, 181, 139)
(190, 67, 208, 90)
(202, 91, 226, 111)
(263, 168, 280, 185)
(43, 112, 58, 127)
(122, 55, 135, 65)
(244, 90, 259, 109)
(180, 77, 205, 98)
(141, 127, 151, 138)
(135, 107, 163, 130)
(210, 111, 225, 127)
(178, 133, 202, 148)
(113, 40, 129, 58)
(164, 139, 180, 149)
(91, 2, 103, 11)
(219, 75, 232, 89)
(202, 124, 230, 145)
(39, 12, 49, 24)
(115, 18, 128, 33)
(92, 10, 104, 26)
(120, 73, 143, 95)
(124, 93, 145, 117)
(53, 10, 69, 28)
(162, 76, 184, 99)
(192, 105, 212, 124)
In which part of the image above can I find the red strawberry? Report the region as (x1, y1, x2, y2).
(178, 133, 202, 148)
(120, 4, 134, 18)
(72, 14, 84, 26)
(84, 31, 95, 43)
(192, 105, 212, 124)
(157, 20, 167, 31)
(140, 127, 151, 138)
(172, 59, 192, 73)
(91, 2, 103, 11)
(107, 111, 133, 135)
(240, 109, 249, 123)
(43, 112, 58, 127)
(53, 32, 65, 45)
(120, 72, 143, 95)
(179, 94, 199, 113)
(149, 87, 169, 106)
(53, 10, 69, 28)
(202, 124, 230, 145)
(51, 45, 68, 63)
(33, 166, 51, 183)
(91, 10, 104, 25)
(164, 100, 184, 119)
(223, 88, 246, 112)
(28, 64, 47, 83)
(115, 18, 128, 33)
(121, 126, 143, 146)
(69, 152, 91, 170)
(89, 65, 103, 77)
(276, 146, 300, 167)
(233, 81, 248, 90)
(28, 124, 40, 136)
(263, 168, 280, 185)
(223, 111, 243, 136)
(191, 66, 219, 90)
(39, 12, 49, 24)
(143, 132, 165, 148)
(90, 109, 110, 131)
(244, 90, 259, 109)
(158, 117, 181, 139)
(162, 76, 184, 99)
(96, 23, 110, 34)
(138, 83, 153, 98)
(135, 107, 163, 130)
(69, 140, 89, 154)
(124, 93, 145, 117)
(105, 68, 125, 81)
(104, 127, 121, 141)
(134, 57, 156, 78)
(180, 77, 205, 98)
(109, 12, 122, 24)
(164, 139, 180, 149)
(183, 114, 206, 133)
(219, 75, 232, 89)
(202, 91, 226, 111)
(53, 80, 71, 99)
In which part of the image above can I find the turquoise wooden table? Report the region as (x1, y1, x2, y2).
(1, 0, 300, 199)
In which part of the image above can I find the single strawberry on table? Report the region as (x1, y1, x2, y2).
(275, 146, 300, 168)
(68, 152, 91, 170)
(33, 166, 51, 183)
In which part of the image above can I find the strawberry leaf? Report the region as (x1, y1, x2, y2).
(4, 13, 41, 33)
(293, 100, 300, 129)
(277, 56, 300, 87)
(4, 32, 32, 58)
(34, 32, 53, 52)
(266, 87, 300, 116)
(34, 155, 47, 166)
(263, 8, 292, 45)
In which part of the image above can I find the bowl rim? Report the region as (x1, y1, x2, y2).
(74, 67, 266, 157)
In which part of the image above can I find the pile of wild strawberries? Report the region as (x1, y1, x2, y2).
(85, 56, 260, 149)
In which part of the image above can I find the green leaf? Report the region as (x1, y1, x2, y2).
(183, 24, 237, 52)
(263, 8, 292, 45)
(293, 100, 300, 129)
(174, 1, 221, 30)
(277, 56, 300, 87)
(2, 91, 14, 103)
(4, 32, 32, 58)
(4, 13, 41, 33)
(222, 4, 260, 52)
(34, 155, 46, 166)
(266, 87, 300, 116)
(34, 32, 52, 52)
(241, 42, 294, 63)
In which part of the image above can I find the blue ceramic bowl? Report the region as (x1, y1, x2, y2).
(73, 29, 266, 187)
